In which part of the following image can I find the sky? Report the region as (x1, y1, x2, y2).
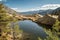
(0, 0, 60, 12)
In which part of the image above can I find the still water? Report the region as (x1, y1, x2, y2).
(18, 20, 47, 39)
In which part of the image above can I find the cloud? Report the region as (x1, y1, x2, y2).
(11, 8, 24, 12)
(11, 4, 60, 12)
(11, 8, 40, 12)
(40, 4, 60, 10)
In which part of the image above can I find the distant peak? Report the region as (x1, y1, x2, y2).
(11, 4, 60, 12)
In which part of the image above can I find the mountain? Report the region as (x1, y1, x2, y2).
(20, 7, 60, 15)
(1, 3, 60, 16)
(20, 9, 53, 15)
(19, 4, 60, 15)
(38, 9, 53, 15)
(51, 7, 60, 15)
(52, 7, 60, 21)
(20, 11, 39, 15)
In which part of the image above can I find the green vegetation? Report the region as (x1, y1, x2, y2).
(38, 19, 60, 40)
(0, 3, 21, 40)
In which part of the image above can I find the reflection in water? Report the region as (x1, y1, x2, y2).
(17, 20, 47, 39)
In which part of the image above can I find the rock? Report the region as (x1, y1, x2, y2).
(36, 14, 56, 26)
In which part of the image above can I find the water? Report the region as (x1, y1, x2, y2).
(17, 20, 47, 39)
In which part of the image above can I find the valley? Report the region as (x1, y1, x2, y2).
(0, 3, 60, 40)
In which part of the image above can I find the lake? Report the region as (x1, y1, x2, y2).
(17, 20, 47, 39)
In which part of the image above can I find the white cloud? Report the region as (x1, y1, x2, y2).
(11, 8, 40, 12)
(11, 8, 24, 12)
(40, 4, 60, 10)
(11, 4, 60, 12)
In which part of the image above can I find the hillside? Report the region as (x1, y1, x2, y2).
(51, 7, 60, 15)
(0, 3, 28, 40)
(0, 3, 19, 15)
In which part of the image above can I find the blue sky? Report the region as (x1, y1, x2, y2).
(0, 0, 60, 12)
